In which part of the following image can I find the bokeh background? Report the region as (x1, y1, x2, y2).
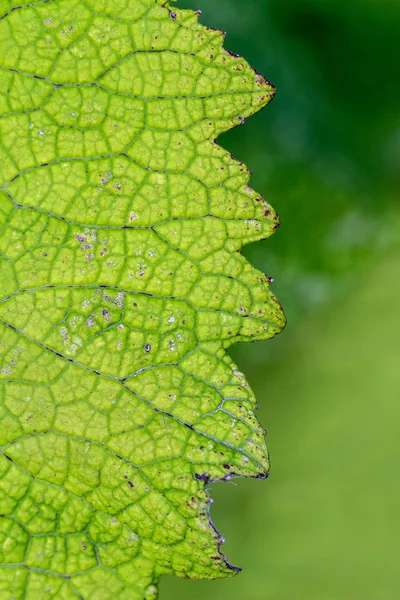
(162, 1, 400, 598)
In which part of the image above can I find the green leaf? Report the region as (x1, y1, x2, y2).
(0, 1, 285, 597)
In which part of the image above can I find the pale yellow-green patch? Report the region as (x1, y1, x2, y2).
(0, 0, 285, 598)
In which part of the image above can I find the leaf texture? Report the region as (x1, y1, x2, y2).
(0, 0, 285, 597)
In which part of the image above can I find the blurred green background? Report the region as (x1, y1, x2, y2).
(162, 1, 400, 599)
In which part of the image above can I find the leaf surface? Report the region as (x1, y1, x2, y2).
(0, 1, 285, 597)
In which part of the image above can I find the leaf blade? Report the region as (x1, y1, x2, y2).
(0, 1, 285, 597)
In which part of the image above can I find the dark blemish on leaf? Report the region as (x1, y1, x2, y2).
(223, 464, 230, 470)
(144, 343, 151, 353)
(194, 472, 210, 483)
(170, 11, 177, 20)
(128, 481, 134, 488)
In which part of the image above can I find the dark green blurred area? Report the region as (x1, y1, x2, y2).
(162, 1, 400, 598)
